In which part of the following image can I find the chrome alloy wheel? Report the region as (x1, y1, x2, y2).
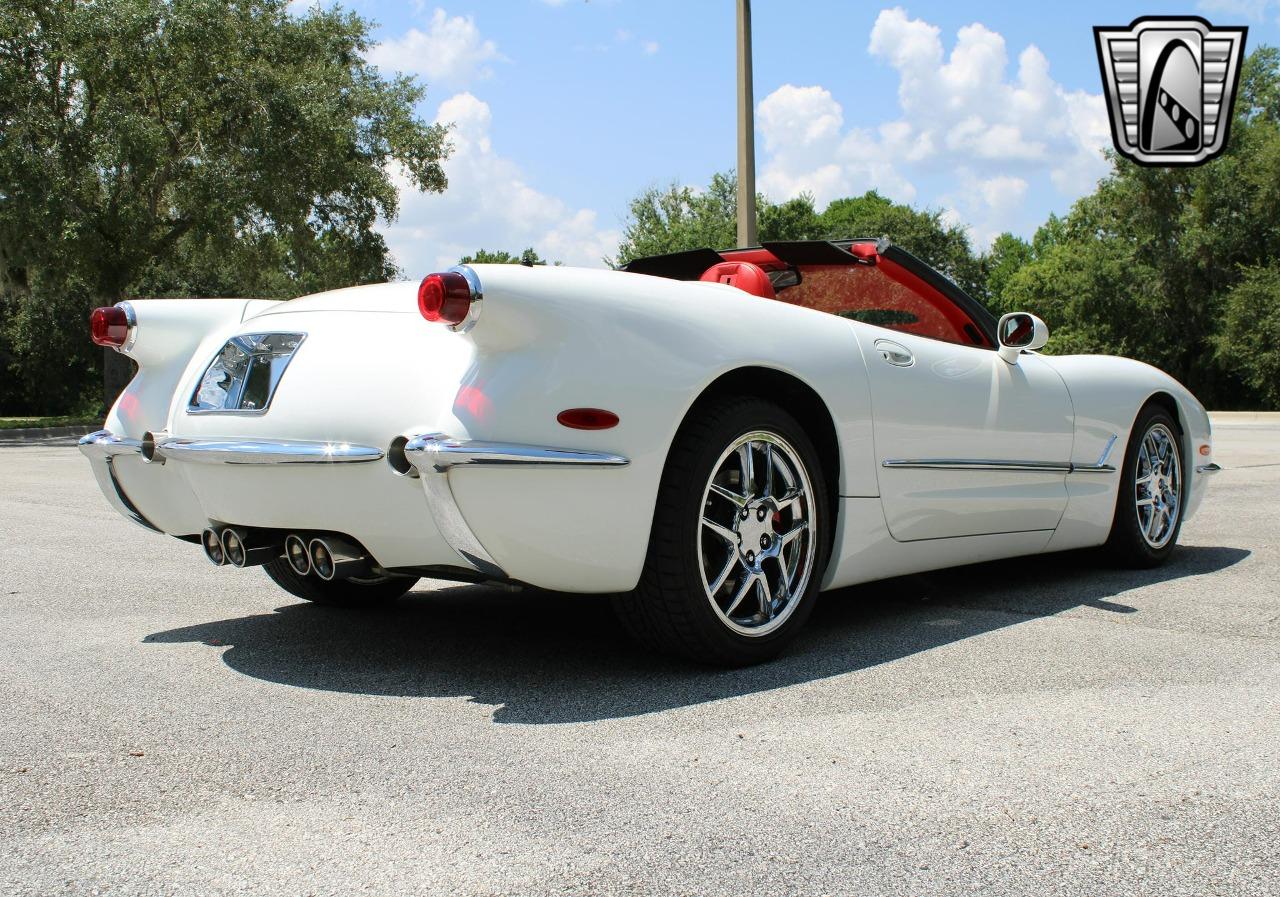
(697, 431, 817, 637)
(1135, 422, 1182, 549)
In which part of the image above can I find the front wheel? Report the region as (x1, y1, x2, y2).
(1105, 404, 1185, 568)
(613, 397, 830, 666)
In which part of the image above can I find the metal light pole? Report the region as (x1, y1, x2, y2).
(736, 0, 758, 247)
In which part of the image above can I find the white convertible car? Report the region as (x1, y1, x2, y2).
(82, 239, 1219, 664)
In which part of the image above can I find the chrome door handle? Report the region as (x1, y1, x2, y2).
(874, 339, 914, 367)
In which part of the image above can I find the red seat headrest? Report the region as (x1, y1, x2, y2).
(698, 261, 776, 299)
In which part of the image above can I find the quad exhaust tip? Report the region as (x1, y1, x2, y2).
(201, 528, 226, 566)
(285, 534, 311, 576)
(221, 527, 248, 567)
(307, 536, 369, 582)
(202, 526, 281, 568)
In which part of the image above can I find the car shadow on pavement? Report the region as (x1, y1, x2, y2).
(144, 545, 1249, 724)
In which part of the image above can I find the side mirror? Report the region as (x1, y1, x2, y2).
(997, 312, 1049, 364)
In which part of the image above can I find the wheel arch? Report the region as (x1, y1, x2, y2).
(677, 365, 842, 538)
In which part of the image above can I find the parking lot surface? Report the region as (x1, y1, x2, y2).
(2, 423, 1277, 896)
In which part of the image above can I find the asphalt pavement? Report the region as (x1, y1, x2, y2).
(2, 422, 1277, 896)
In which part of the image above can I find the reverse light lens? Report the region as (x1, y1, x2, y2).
(418, 272, 473, 325)
(557, 408, 620, 430)
(90, 306, 131, 348)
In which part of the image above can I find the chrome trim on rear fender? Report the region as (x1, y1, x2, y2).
(401, 432, 629, 578)
(79, 430, 143, 457)
(154, 437, 383, 465)
(77, 430, 160, 532)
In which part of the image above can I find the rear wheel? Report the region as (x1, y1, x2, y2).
(613, 397, 830, 666)
(1105, 404, 1185, 568)
(263, 558, 418, 607)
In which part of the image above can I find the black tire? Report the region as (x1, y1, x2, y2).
(612, 396, 831, 666)
(262, 558, 418, 607)
(1104, 403, 1186, 568)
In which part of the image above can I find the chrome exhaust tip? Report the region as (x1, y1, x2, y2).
(220, 527, 281, 568)
(307, 536, 368, 581)
(201, 528, 226, 566)
(284, 534, 311, 576)
(220, 527, 248, 567)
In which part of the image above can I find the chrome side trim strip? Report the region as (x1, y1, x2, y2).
(1195, 462, 1223, 474)
(154, 437, 383, 465)
(881, 458, 1115, 474)
(402, 432, 629, 578)
(882, 459, 1073, 472)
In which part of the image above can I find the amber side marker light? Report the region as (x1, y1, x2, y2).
(557, 408, 620, 430)
(1199, 444, 1212, 456)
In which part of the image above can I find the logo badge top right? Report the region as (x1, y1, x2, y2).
(1094, 17, 1247, 166)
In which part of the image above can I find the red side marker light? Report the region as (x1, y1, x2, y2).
(90, 306, 130, 348)
(1199, 444, 1211, 456)
(418, 272, 473, 325)
(557, 408, 620, 430)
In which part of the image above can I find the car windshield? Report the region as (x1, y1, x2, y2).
(772, 263, 990, 347)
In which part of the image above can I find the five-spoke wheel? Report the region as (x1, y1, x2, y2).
(613, 397, 829, 666)
(698, 432, 817, 637)
(1134, 422, 1182, 549)
(1107, 403, 1185, 567)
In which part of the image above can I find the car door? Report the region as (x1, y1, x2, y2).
(853, 324, 1074, 541)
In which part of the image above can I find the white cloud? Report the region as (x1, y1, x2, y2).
(381, 93, 619, 272)
(367, 9, 503, 87)
(642, 41, 660, 55)
(1197, 0, 1280, 21)
(756, 7, 1111, 249)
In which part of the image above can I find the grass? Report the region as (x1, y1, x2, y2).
(0, 415, 102, 431)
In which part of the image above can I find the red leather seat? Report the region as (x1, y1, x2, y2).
(698, 261, 776, 299)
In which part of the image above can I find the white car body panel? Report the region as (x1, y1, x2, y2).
(84, 262, 1215, 594)
(852, 325, 1075, 541)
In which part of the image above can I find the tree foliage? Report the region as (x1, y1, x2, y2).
(998, 46, 1280, 407)
(459, 248, 553, 266)
(0, 0, 450, 413)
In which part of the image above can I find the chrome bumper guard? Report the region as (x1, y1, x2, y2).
(78, 431, 159, 532)
(402, 432, 629, 579)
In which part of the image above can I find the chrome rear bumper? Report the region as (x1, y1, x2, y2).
(80, 428, 630, 581)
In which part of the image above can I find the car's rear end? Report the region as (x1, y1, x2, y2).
(81, 267, 668, 593)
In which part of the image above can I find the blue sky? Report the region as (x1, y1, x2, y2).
(293, 0, 1280, 271)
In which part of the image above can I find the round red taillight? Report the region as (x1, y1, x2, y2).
(90, 305, 131, 348)
(418, 272, 473, 325)
(557, 408, 620, 430)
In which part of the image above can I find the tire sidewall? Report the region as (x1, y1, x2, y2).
(1109, 405, 1185, 566)
(665, 399, 831, 661)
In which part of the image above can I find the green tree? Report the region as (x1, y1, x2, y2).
(0, 0, 450, 413)
(1000, 46, 1280, 407)
(1219, 265, 1280, 406)
(459, 248, 552, 266)
(983, 232, 1033, 315)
